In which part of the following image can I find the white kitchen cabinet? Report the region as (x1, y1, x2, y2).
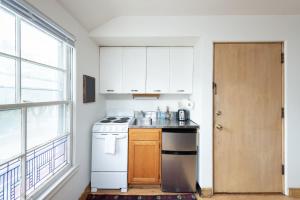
(170, 47, 194, 94)
(100, 47, 123, 93)
(146, 47, 170, 93)
(123, 47, 146, 93)
(99, 46, 194, 94)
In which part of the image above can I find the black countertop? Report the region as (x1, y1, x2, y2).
(129, 118, 199, 129)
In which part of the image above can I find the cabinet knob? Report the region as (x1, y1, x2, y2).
(131, 89, 138, 92)
(153, 90, 161, 92)
(106, 90, 115, 92)
(177, 90, 185, 92)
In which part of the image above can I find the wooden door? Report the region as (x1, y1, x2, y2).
(213, 43, 283, 193)
(123, 47, 147, 93)
(170, 47, 194, 94)
(146, 47, 170, 93)
(128, 129, 161, 184)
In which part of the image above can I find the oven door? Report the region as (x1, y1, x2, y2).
(92, 132, 128, 172)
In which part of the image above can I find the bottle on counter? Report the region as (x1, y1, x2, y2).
(165, 106, 171, 120)
(160, 111, 165, 120)
(156, 107, 161, 120)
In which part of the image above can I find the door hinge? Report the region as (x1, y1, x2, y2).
(281, 53, 284, 64)
(282, 164, 285, 175)
(213, 82, 217, 95)
(281, 107, 285, 119)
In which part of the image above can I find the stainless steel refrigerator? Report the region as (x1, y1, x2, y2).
(161, 128, 197, 192)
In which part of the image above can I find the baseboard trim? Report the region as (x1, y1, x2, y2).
(79, 184, 90, 200)
(35, 165, 79, 200)
(201, 188, 213, 198)
(289, 188, 300, 198)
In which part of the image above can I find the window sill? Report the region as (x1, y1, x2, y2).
(29, 165, 80, 200)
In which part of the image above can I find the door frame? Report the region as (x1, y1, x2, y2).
(212, 42, 285, 194)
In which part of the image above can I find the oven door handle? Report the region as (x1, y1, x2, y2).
(94, 134, 127, 139)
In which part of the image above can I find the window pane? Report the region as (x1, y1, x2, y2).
(26, 136, 68, 195)
(21, 61, 66, 102)
(0, 56, 16, 104)
(27, 105, 65, 149)
(0, 109, 21, 163)
(21, 21, 63, 68)
(0, 7, 16, 55)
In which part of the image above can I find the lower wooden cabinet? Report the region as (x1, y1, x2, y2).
(128, 129, 161, 184)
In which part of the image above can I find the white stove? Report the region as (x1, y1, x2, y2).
(91, 116, 132, 193)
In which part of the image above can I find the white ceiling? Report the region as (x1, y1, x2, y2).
(57, 0, 300, 31)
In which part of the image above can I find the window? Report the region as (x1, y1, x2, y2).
(0, 4, 73, 200)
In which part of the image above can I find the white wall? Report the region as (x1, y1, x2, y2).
(91, 15, 300, 194)
(27, 0, 106, 199)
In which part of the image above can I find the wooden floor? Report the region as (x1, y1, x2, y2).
(88, 186, 299, 200)
(202, 194, 298, 200)
(92, 185, 182, 195)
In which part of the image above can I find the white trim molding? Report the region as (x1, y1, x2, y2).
(32, 165, 80, 200)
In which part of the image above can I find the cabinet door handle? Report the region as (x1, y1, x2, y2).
(106, 90, 115, 92)
(153, 90, 161, 92)
(131, 89, 138, 92)
(177, 90, 185, 92)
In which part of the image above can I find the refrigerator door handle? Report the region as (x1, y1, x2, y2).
(161, 150, 197, 155)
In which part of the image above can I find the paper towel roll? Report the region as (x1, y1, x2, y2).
(178, 99, 194, 110)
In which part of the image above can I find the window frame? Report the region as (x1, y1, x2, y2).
(0, 5, 74, 199)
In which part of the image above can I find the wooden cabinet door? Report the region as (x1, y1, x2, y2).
(146, 47, 170, 93)
(128, 140, 161, 184)
(122, 47, 147, 93)
(99, 47, 123, 93)
(128, 128, 161, 184)
(170, 47, 194, 94)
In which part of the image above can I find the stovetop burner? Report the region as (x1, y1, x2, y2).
(120, 117, 130, 120)
(113, 119, 129, 123)
(100, 120, 111, 123)
(106, 117, 117, 120)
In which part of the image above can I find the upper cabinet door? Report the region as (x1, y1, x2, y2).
(170, 47, 194, 94)
(100, 47, 123, 93)
(123, 47, 147, 93)
(146, 47, 170, 93)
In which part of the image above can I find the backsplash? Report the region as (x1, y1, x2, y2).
(105, 94, 190, 116)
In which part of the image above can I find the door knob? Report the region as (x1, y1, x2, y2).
(216, 124, 223, 130)
(216, 111, 222, 116)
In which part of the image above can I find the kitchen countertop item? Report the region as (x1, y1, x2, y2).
(129, 118, 199, 129)
(177, 109, 190, 121)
